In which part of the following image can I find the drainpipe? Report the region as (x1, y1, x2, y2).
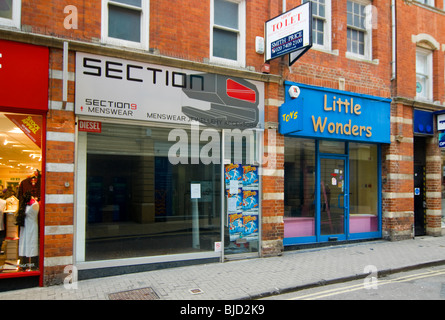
(63, 41, 69, 109)
(391, 0, 396, 81)
(282, 0, 286, 13)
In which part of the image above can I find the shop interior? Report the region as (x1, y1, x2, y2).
(81, 123, 222, 261)
(284, 139, 379, 241)
(0, 112, 42, 273)
(79, 122, 260, 262)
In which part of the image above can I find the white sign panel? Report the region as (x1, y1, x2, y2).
(437, 113, 445, 131)
(265, 2, 312, 63)
(75, 52, 264, 129)
(191, 183, 201, 199)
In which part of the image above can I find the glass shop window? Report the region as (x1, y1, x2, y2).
(349, 143, 378, 233)
(0, 112, 43, 273)
(80, 122, 222, 261)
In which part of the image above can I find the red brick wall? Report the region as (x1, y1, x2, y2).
(390, 1, 445, 238)
(43, 47, 76, 285)
(12, 0, 445, 286)
(395, 1, 445, 101)
(284, 0, 392, 98)
(17, 0, 288, 281)
(382, 103, 414, 240)
(22, 0, 101, 41)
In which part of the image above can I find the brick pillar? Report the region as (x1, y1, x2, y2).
(382, 102, 414, 240)
(43, 48, 76, 285)
(261, 82, 284, 257)
(425, 135, 442, 236)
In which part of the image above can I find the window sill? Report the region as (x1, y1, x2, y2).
(102, 37, 148, 51)
(345, 52, 379, 65)
(409, 1, 445, 15)
(208, 56, 245, 69)
(311, 45, 339, 56)
(414, 96, 434, 104)
(0, 20, 20, 30)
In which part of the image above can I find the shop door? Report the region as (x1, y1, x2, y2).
(320, 156, 348, 241)
(414, 165, 426, 236)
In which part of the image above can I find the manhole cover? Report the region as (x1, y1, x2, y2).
(108, 287, 160, 300)
(189, 288, 204, 295)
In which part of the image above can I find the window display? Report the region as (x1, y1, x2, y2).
(77, 122, 222, 261)
(76, 121, 263, 263)
(349, 143, 378, 233)
(0, 113, 42, 273)
(284, 138, 316, 239)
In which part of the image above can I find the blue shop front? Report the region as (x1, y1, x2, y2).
(279, 82, 391, 246)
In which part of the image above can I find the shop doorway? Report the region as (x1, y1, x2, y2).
(320, 156, 347, 241)
(414, 137, 427, 236)
(284, 140, 381, 246)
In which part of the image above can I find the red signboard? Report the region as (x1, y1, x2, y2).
(78, 120, 102, 133)
(0, 40, 49, 111)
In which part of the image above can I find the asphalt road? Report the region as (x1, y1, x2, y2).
(261, 265, 445, 300)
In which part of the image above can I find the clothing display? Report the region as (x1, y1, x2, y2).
(0, 112, 43, 275)
(17, 171, 41, 202)
(18, 199, 39, 258)
(0, 176, 41, 272)
(0, 199, 5, 231)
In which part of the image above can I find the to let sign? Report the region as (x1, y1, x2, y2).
(265, 2, 312, 63)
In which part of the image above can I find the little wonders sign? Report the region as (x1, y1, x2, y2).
(279, 82, 391, 144)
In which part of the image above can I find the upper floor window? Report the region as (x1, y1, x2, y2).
(211, 0, 246, 67)
(102, 0, 149, 50)
(303, 0, 331, 51)
(346, 0, 372, 60)
(0, 0, 21, 29)
(416, 48, 433, 101)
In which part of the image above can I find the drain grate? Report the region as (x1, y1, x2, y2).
(108, 287, 160, 300)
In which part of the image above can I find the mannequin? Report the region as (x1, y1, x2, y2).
(18, 192, 39, 270)
(16, 171, 41, 271)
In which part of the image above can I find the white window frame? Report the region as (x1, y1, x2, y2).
(416, 47, 433, 101)
(101, 0, 149, 51)
(346, 0, 372, 61)
(304, 0, 332, 52)
(0, 0, 21, 29)
(210, 0, 246, 67)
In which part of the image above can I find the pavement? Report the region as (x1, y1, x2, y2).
(1, 236, 445, 300)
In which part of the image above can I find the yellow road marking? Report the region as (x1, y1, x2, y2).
(288, 268, 445, 300)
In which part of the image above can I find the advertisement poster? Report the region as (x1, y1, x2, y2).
(5, 114, 42, 148)
(225, 164, 259, 241)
